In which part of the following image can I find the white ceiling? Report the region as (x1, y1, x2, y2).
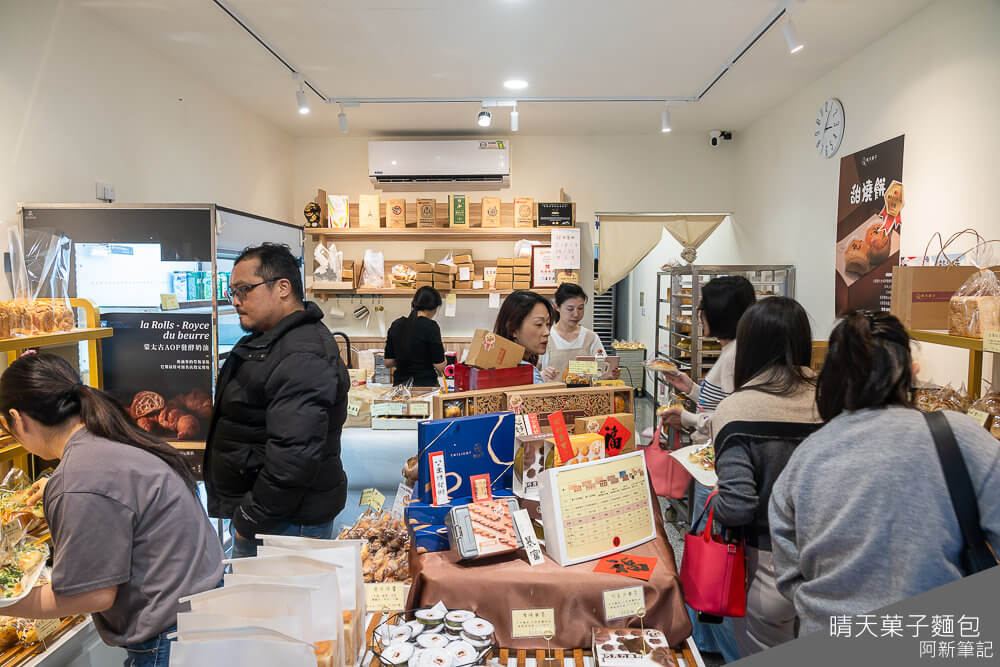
(73, 0, 933, 136)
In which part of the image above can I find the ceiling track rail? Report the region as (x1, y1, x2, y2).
(211, 0, 792, 108)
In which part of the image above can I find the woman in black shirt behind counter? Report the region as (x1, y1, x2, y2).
(384, 286, 447, 386)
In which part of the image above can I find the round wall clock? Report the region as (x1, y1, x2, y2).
(815, 98, 845, 158)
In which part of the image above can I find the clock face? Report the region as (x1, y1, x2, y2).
(815, 98, 845, 158)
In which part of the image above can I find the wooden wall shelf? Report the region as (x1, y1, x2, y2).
(306, 228, 554, 242)
(312, 287, 556, 298)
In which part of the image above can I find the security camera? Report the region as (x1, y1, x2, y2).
(709, 130, 733, 147)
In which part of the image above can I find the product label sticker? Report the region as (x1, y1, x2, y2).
(1, 522, 22, 547)
(602, 585, 646, 622)
(445, 293, 457, 317)
(547, 411, 575, 464)
(514, 415, 529, 437)
(409, 402, 429, 417)
(488, 292, 501, 309)
(390, 482, 413, 518)
(365, 582, 408, 613)
(347, 398, 362, 417)
(510, 608, 556, 638)
(470, 474, 493, 503)
(968, 408, 990, 428)
(370, 403, 402, 417)
(160, 293, 180, 311)
(459, 266, 471, 281)
(527, 413, 542, 435)
(34, 618, 63, 644)
(984, 330, 1000, 353)
(594, 554, 658, 581)
(567, 360, 599, 376)
(473, 280, 484, 290)
(360, 488, 386, 512)
(599, 417, 633, 457)
(512, 509, 545, 567)
(429, 452, 449, 505)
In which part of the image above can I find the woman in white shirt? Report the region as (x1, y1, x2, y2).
(539, 283, 610, 381)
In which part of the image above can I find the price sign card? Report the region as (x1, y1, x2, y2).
(390, 482, 413, 519)
(347, 398, 362, 417)
(511, 608, 556, 638)
(549, 228, 581, 269)
(359, 487, 386, 512)
(512, 509, 545, 567)
(365, 582, 408, 612)
(603, 585, 646, 621)
(160, 293, 180, 311)
(567, 360, 599, 376)
(968, 408, 990, 427)
(984, 330, 1000, 353)
(35, 618, 64, 645)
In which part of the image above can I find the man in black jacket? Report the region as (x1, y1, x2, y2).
(205, 243, 348, 557)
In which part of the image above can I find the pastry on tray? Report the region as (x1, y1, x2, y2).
(844, 238, 870, 275)
(866, 223, 891, 265)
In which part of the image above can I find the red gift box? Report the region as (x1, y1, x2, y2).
(454, 363, 534, 391)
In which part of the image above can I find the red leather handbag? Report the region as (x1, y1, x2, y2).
(643, 416, 693, 498)
(679, 491, 747, 617)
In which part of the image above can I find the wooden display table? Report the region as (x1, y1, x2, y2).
(408, 513, 691, 650)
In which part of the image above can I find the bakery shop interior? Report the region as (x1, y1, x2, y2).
(0, 1, 998, 666)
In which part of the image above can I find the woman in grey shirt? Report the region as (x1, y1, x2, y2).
(0, 353, 224, 667)
(770, 311, 1000, 636)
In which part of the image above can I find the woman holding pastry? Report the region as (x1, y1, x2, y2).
(539, 283, 617, 381)
(707, 297, 822, 656)
(0, 353, 224, 667)
(384, 286, 446, 387)
(494, 290, 556, 384)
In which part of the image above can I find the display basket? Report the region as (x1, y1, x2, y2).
(371, 609, 499, 667)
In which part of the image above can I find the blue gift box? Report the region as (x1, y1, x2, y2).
(405, 488, 514, 526)
(408, 523, 451, 553)
(416, 412, 516, 503)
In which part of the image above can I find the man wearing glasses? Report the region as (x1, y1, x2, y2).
(204, 242, 349, 557)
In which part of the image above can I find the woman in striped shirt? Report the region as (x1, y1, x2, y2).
(658, 275, 756, 663)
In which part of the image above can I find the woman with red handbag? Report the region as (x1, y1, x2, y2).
(704, 297, 822, 656)
(769, 312, 999, 637)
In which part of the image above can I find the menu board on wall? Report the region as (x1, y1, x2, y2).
(835, 135, 905, 314)
(101, 312, 213, 441)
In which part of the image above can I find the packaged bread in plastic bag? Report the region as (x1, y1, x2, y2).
(970, 393, 1000, 440)
(949, 267, 1000, 338)
(360, 249, 385, 288)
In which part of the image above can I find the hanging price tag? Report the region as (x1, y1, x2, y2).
(347, 398, 362, 417)
(34, 618, 64, 644)
(512, 509, 544, 567)
(365, 582, 408, 612)
(984, 331, 1000, 353)
(547, 411, 575, 464)
(359, 488, 386, 512)
(160, 294, 180, 311)
(603, 586, 646, 621)
(511, 608, 555, 638)
(968, 408, 990, 427)
(390, 482, 413, 518)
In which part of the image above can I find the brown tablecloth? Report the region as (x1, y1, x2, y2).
(408, 511, 692, 649)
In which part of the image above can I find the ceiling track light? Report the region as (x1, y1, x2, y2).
(510, 106, 519, 132)
(338, 104, 348, 133)
(783, 18, 804, 54)
(294, 73, 310, 115)
(661, 107, 672, 133)
(477, 108, 492, 128)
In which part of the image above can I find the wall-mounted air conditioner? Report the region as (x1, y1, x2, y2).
(368, 140, 510, 190)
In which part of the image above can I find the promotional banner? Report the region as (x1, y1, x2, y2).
(101, 312, 213, 442)
(835, 135, 905, 314)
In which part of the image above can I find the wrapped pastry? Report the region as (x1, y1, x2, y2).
(0, 617, 17, 650)
(866, 223, 891, 265)
(949, 268, 1000, 339)
(844, 238, 870, 275)
(970, 393, 1000, 440)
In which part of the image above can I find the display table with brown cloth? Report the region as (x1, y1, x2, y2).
(408, 511, 691, 649)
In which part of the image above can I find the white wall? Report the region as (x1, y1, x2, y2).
(0, 0, 294, 298)
(294, 134, 736, 338)
(699, 0, 999, 390)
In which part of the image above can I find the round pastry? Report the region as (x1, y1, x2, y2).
(416, 610, 446, 626)
(419, 648, 454, 667)
(844, 238, 870, 276)
(382, 644, 415, 667)
(444, 610, 475, 630)
(460, 632, 493, 649)
(417, 633, 450, 649)
(447, 641, 477, 666)
(389, 625, 413, 645)
(866, 223, 891, 265)
(461, 618, 494, 641)
(406, 620, 425, 638)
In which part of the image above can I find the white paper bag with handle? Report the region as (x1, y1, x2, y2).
(177, 612, 304, 641)
(180, 583, 316, 635)
(171, 627, 316, 667)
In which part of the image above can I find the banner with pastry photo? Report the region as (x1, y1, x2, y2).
(835, 134, 905, 314)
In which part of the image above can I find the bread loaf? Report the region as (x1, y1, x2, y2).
(949, 295, 1000, 338)
(0, 299, 74, 338)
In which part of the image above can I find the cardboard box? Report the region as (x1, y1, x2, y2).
(556, 270, 580, 284)
(890, 265, 1000, 330)
(466, 328, 525, 369)
(513, 257, 532, 267)
(406, 488, 515, 526)
(417, 199, 437, 227)
(408, 523, 451, 553)
(481, 197, 501, 228)
(544, 432, 605, 468)
(359, 194, 381, 228)
(415, 412, 516, 503)
(453, 254, 473, 265)
(497, 258, 515, 267)
(416, 272, 434, 282)
(424, 249, 473, 264)
(433, 382, 566, 420)
(415, 262, 434, 272)
(513, 281, 532, 290)
(537, 202, 575, 227)
(513, 267, 531, 276)
(505, 386, 616, 426)
(573, 413, 636, 456)
(454, 362, 535, 391)
(372, 417, 421, 430)
(434, 263, 458, 275)
(494, 281, 514, 291)
(456, 264, 475, 282)
(454, 281, 472, 289)
(372, 398, 432, 419)
(386, 198, 407, 228)
(514, 197, 535, 228)
(415, 281, 434, 290)
(448, 194, 468, 228)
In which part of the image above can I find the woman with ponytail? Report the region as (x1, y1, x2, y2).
(769, 311, 1000, 637)
(384, 286, 446, 386)
(0, 353, 224, 667)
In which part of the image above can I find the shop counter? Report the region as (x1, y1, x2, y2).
(341, 427, 415, 525)
(408, 513, 692, 650)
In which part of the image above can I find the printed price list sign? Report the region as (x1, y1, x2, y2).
(365, 582, 408, 612)
(360, 487, 386, 512)
(603, 586, 646, 621)
(511, 608, 556, 638)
